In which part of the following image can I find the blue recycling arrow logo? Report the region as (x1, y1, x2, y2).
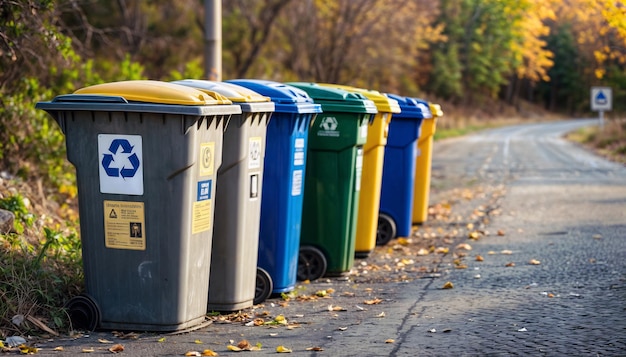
(101, 139, 141, 178)
(595, 91, 608, 105)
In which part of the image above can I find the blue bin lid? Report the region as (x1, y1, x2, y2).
(386, 93, 432, 119)
(226, 79, 322, 115)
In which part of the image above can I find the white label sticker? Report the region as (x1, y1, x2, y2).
(248, 137, 263, 169)
(355, 148, 363, 192)
(360, 124, 368, 139)
(98, 134, 143, 195)
(294, 151, 305, 166)
(291, 169, 303, 196)
(295, 138, 305, 149)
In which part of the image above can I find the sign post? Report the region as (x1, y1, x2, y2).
(590, 87, 612, 129)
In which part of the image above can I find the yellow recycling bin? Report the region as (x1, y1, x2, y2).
(412, 102, 443, 224)
(319, 84, 400, 258)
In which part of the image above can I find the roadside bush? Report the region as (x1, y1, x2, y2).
(0, 193, 83, 336)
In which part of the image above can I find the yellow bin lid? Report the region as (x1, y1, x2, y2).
(318, 83, 401, 114)
(172, 79, 271, 103)
(74, 80, 233, 105)
(429, 103, 444, 118)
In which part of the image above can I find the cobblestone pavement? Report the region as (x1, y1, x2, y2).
(27, 119, 626, 356)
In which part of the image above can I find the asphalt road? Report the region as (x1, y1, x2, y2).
(31, 119, 626, 356)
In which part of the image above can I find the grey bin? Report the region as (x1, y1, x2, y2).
(36, 80, 241, 331)
(172, 80, 274, 311)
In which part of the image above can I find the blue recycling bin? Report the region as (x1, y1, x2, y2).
(227, 79, 322, 303)
(377, 94, 431, 245)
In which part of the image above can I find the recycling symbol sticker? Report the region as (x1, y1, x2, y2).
(317, 116, 340, 137)
(98, 134, 144, 195)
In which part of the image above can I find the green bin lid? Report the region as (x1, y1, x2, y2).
(318, 83, 400, 114)
(287, 82, 377, 114)
(171, 79, 275, 113)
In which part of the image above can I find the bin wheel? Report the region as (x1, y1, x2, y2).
(64, 293, 101, 331)
(297, 246, 327, 281)
(376, 213, 397, 246)
(254, 267, 273, 305)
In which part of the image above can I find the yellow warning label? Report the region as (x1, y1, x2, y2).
(199, 142, 215, 176)
(192, 200, 212, 234)
(103, 200, 146, 250)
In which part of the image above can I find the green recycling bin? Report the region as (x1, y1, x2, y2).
(287, 82, 377, 280)
(173, 79, 274, 311)
(318, 84, 400, 258)
(36, 80, 240, 331)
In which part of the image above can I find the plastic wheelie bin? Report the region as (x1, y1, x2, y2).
(36, 80, 240, 331)
(318, 84, 400, 258)
(172, 80, 274, 311)
(412, 102, 444, 224)
(287, 82, 377, 280)
(376, 95, 431, 245)
(227, 79, 322, 304)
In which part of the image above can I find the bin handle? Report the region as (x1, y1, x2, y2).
(52, 94, 129, 104)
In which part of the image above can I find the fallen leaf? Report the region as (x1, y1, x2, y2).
(518, 327, 527, 332)
(53, 346, 64, 351)
(501, 250, 513, 255)
(18, 345, 39, 354)
(505, 262, 515, 267)
(265, 315, 288, 325)
(454, 264, 468, 269)
(315, 290, 328, 297)
(385, 339, 395, 344)
(468, 231, 480, 240)
(327, 305, 345, 311)
(108, 344, 124, 353)
(416, 248, 430, 256)
(593, 234, 602, 239)
(397, 237, 409, 246)
(337, 327, 347, 331)
(226, 345, 242, 352)
(185, 352, 201, 356)
(363, 298, 382, 305)
(82, 348, 95, 353)
(547, 293, 555, 298)
(455, 243, 472, 250)
(428, 328, 436, 333)
(306, 347, 323, 351)
(442, 281, 454, 289)
(195, 339, 203, 344)
(529, 259, 541, 265)
(98, 339, 113, 344)
(237, 340, 251, 349)
(442, 328, 452, 333)
(157, 337, 166, 343)
(497, 230, 505, 236)
(487, 251, 496, 255)
(377, 312, 386, 318)
(475, 255, 484, 261)
(435, 247, 449, 254)
(202, 350, 218, 356)
(276, 345, 292, 353)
